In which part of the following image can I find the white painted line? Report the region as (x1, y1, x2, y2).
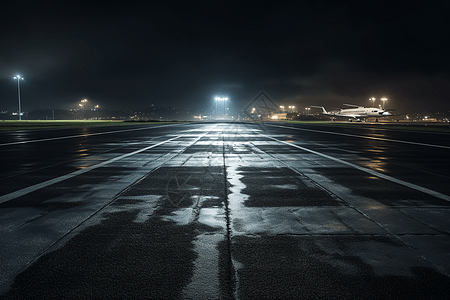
(0, 135, 182, 204)
(261, 133, 450, 202)
(0, 123, 178, 147)
(267, 124, 450, 150)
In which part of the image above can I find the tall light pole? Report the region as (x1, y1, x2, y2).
(369, 97, 376, 108)
(81, 99, 88, 119)
(381, 98, 387, 109)
(13, 75, 24, 120)
(215, 97, 228, 119)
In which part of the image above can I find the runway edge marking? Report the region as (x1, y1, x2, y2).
(0, 123, 178, 147)
(267, 123, 450, 150)
(0, 135, 182, 204)
(261, 133, 450, 203)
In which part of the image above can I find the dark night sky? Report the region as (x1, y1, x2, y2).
(1, 0, 449, 114)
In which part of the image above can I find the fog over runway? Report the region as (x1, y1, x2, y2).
(1, 122, 450, 299)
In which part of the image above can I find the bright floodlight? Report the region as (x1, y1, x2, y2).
(13, 75, 24, 120)
(215, 97, 228, 101)
(381, 98, 388, 109)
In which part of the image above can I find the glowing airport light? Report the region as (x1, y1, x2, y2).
(381, 97, 388, 109)
(80, 99, 88, 119)
(369, 97, 376, 107)
(13, 75, 24, 120)
(214, 97, 229, 118)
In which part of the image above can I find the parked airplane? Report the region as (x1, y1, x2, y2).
(311, 104, 392, 122)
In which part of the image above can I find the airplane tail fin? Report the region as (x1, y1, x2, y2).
(310, 106, 327, 114)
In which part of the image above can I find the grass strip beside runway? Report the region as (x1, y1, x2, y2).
(0, 120, 176, 131)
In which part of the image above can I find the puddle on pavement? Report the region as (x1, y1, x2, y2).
(238, 167, 339, 207)
(183, 233, 224, 299)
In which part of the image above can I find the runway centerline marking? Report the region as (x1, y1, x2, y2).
(267, 124, 450, 150)
(0, 123, 178, 147)
(0, 135, 183, 204)
(260, 132, 450, 202)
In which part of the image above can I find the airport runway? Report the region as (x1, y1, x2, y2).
(1, 122, 450, 299)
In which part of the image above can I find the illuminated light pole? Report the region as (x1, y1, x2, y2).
(381, 98, 388, 109)
(94, 105, 100, 119)
(13, 75, 24, 120)
(215, 97, 228, 119)
(369, 97, 376, 108)
(306, 107, 310, 115)
(279, 105, 285, 112)
(80, 99, 88, 119)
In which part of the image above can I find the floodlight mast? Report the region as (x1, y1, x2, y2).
(13, 75, 24, 120)
(81, 99, 88, 119)
(214, 97, 228, 117)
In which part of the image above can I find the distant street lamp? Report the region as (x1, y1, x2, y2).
(279, 105, 285, 112)
(94, 105, 100, 119)
(13, 75, 24, 120)
(369, 97, 376, 108)
(306, 107, 310, 115)
(80, 99, 88, 119)
(381, 98, 388, 109)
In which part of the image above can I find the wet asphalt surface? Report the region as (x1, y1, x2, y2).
(0, 121, 449, 299)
